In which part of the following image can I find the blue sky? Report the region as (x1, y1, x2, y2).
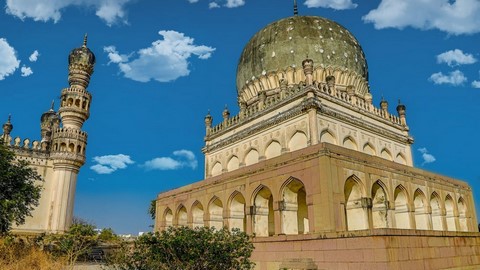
(1, 0, 480, 234)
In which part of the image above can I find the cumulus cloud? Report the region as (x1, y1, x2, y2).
(473, 81, 480, 88)
(304, 0, 357, 10)
(188, 0, 200, 2)
(225, 0, 245, 8)
(0, 38, 20, 80)
(105, 30, 215, 83)
(29, 50, 39, 62)
(90, 154, 134, 174)
(21, 66, 33, 77)
(143, 150, 198, 171)
(429, 70, 467, 86)
(207, 0, 243, 8)
(363, 0, 480, 35)
(209, 2, 221, 8)
(418, 148, 436, 165)
(5, 0, 132, 26)
(436, 49, 477, 66)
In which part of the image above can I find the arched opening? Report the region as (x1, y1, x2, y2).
(60, 143, 67, 151)
(413, 189, 429, 230)
(177, 205, 187, 226)
(244, 149, 259, 166)
(75, 99, 80, 107)
(343, 136, 357, 150)
(445, 195, 456, 231)
(394, 185, 410, 229)
(395, 153, 407, 165)
(320, 130, 336, 144)
(228, 192, 246, 232)
(345, 176, 368, 230)
(191, 201, 204, 228)
(211, 162, 222, 176)
(67, 98, 73, 106)
(281, 178, 308, 235)
(363, 143, 375, 155)
(68, 143, 75, 152)
(380, 148, 392, 161)
(458, 197, 468, 232)
(430, 192, 444, 231)
(82, 100, 87, 109)
(252, 186, 274, 237)
(164, 208, 173, 228)
(372, 181, 389, 228)
(208, 197, 223, 229)
(76, 145, 82, 154)
(265, 141, 282, 159)
(288, 131, 308, 152)
(227, 156, 239, 172)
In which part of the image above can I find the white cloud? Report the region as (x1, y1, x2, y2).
(363, 0, 480, 35)
(105, 30, 215, 83)
(21, 65, 33, 77)
(143, 150, 198, 171)
(29, 50, 39, 62)
(225, 0, 245, 8)
(5, 0, 132, 26)
(304, 0, 357, 10)
(0, 38, 20, 80)
(429, 70, 467, 86)
(209, 2, 221, 8)
(188, 0, 200, 3)
(418, 148, 436, 165)
(90, 154, 134, 174)
(436, 49, 477, 66)
(472, 81, 480, 88)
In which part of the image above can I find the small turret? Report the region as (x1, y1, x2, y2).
(396, 100, 407, 126)
(222, 105, 230, 123)
(380, 96, 388, 112)
(302, 58, 314, 86)
(40, 101, 60, 143)
(205, 111, 212, 135)
(3, 115, 13, 136)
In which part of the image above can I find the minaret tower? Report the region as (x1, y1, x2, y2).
(49, 35, 95, 232)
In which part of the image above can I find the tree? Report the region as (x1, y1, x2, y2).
(0, 143, 43, 235)
(110, 226, 255, 270)
(148, 199, 156, 220)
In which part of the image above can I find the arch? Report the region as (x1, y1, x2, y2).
(372, 180, 389, 228)
(265, 140, 282, 159)
(191, 201, 204, 228)
(211, 162, 222, 176)
(60, 143, 66, 151)
(458, 197, 468, 232)
(280, 178, 308, 235)
(68, 143, 75, 152)
(176, 205, 188, 226)
(445, 195, 456, 231)
(228, 191, 246, 232)
(320, 129, 337, 144)
(208, 197, 224, 229)
(164, 208, 173, 228)
(430, 192, 444, 231)
(380, 148, 392, 160)
(75, 99, 81, 107)
(394, 185, 410, 229)
(82, 100, 87, 109)
(288, 131, 308, 152)
(227, 156, 239, 172)
(363, 142, 375, 155)
(413, 189, 430, 230)
(252, 185, 274, 236)
(343, 136, 357, 150)
(344, 175, 368, 230)
(244, 148, 259, 166)
(67, 98, 73, 106)
(76, 145, 82, 154)
(395, 153, 407, 165)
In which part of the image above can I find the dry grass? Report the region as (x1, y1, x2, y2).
(0, 237, 66, 270)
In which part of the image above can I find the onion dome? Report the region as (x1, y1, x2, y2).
(236, 15, 368, 103)
(68, 34, 96, 89)
(68, 34, 96, 67)
(41, 101, 58, 123)
(2, 115, 13, 135)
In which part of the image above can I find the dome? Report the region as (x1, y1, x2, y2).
(68, 35, 95, 66)
(236, 15, 368, 97)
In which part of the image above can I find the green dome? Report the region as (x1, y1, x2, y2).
(236, 15, 368, 94)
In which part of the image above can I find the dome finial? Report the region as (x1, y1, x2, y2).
(83, 33, 88, 48)
(50, 100, 55, 111)
(293, 0, 298, 16)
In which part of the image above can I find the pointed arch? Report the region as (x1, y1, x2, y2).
(208, 196, 223, 229)
(176, 204, 188, 226)
(211, 162, 223, 176)
(252, 185, 274, 236)
(265, 140, 282, 159)
(445, 195, 456, 231)
(394, 185, 410, 229)
(244, 148, 259, 166)
(430, 192, 444, 231)
(380, 148, 392, 160)
(363, 142, 375, 155)
(395, 153, 407, 165)
(228, 191, 246, 232)
(343, 136, 357, 150)
(191, 201, 204, 228)
(227, 156, 239, 172)
(320, 129, 337, 144)
(280, 177, 308, 235)
(413, 189, 430, 230)
(458, 197, 468, 232)
(164, 208, 173, 228)
(344, 175, 368, 230)
(372, 180, 389, 228)
(288, 131, 308, 152)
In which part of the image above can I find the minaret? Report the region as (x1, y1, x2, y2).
(2, 115, 13, 145)
(40, 101, 60, 144)
(49, 35, 95, 232)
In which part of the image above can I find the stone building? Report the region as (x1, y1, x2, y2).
(1, 36, 95, 234)
(154, 9, 480, 270)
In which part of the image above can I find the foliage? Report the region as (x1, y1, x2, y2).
(148, 199, 156, 220)
(0, 143, 43, 235)
(109, 226, 255, 270)
(98, 227, 121, 243)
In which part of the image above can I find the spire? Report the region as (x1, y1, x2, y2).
(83, 33, 88, 48)
(293, 0, 298, 16)
(50, 100, 55, 111)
